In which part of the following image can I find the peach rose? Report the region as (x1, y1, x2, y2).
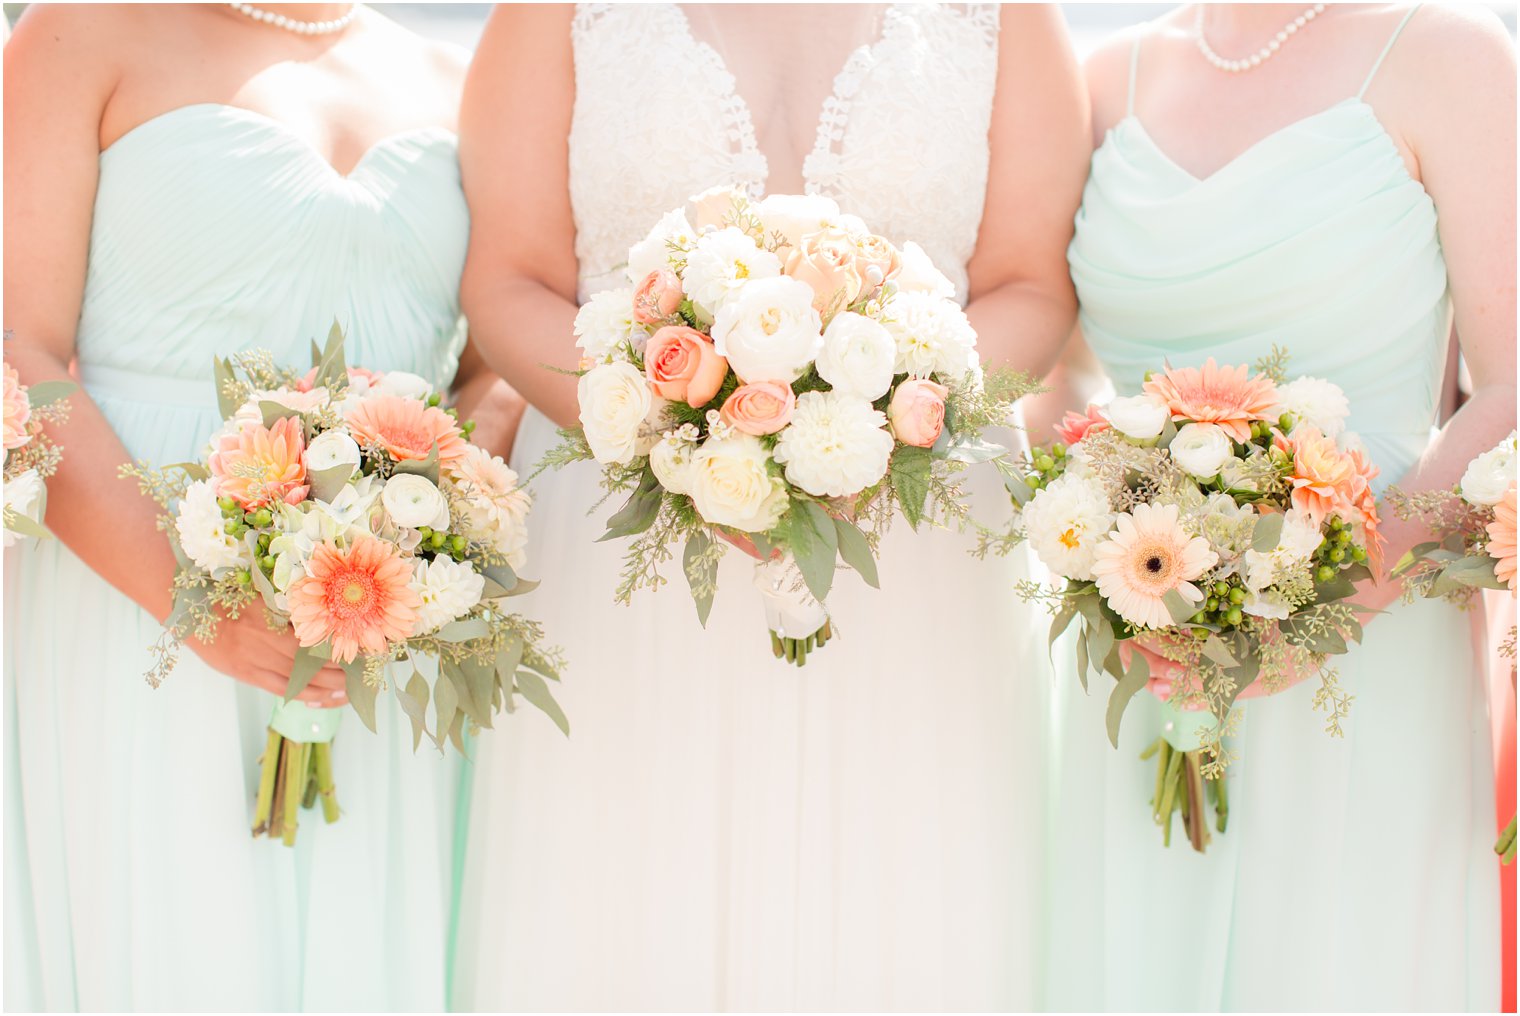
(1055, 405, 1109, 446)
(633, 268, 683, 325)
(644, 325, 728, 408)
(3, 362, 32, 452)
(784, 228, 865, 315)
(851, 234, 902, 294)
(720, 381, 795, 436)
(888, 378, 949, 448)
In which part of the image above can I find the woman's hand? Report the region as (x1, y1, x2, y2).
(185, 610, 349, 708)
(1123, 630, 1313, 707)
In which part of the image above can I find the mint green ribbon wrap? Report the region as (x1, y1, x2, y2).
(1156, 699, 1219, 753)
(269, 699, 342, 744)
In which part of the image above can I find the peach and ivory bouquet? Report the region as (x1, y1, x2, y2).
(124, 326, 563, 845)
(3, 358, 76, 546)
(1010, 354, 1381, 851)
(1386, 431, 1516, 861)
(550, 187, 1035, 665)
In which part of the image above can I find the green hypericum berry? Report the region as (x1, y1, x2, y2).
(1329, 516, 1344, 531)
(449, 535, 467, 554)
(1351, 546, 1368, 562)
(1225, 607, 1244, 626)
(261, 555, 276, 571)
(235, 570, 252, 587)
(217, 496, 238, 514)
(1213, 581, 1230, 597)
(429, 531, 446, 550)
(1334, 529, 1352, 546)
(1034, 455, 1055, 473)
(1051, 443, 1067, 459)
(417, 526, 433, 538)
(1329, 547, 1346, 563)
(427, 393, 442, 407)
(1191, 610, 1210, 624)
(1206, 597, 1220, 612)
(252, 509, 273, 528)
(1229, 587, 1246, 605)
(1278, 413, 1295, 432)
(462, 420, 477, 436)
(224, 520, 240, 535)
(1025, 475, 1042, 488)
(1317, 564, 1336, 583)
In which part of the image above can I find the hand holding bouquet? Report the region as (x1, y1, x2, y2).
(1013, 354, 1381, 851)
(3, 358, 76, 545)
(124, 326, 564, 844)
(552, 188, 1036, 664)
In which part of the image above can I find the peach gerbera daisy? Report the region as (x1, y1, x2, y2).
(1092, 503, 1219, 629)
(346, 395, 467, 466)
(1488, 484, 1517, 592)
(1142, 358, 1278, 443)
(287, 536, 421, 663)
(208, 415, 309, 509)
(3, 362, 32, 452)
(1279, 425, 1358, 526)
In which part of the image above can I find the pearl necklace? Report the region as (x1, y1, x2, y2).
(1195, 4, 1326, 73)
(227, 2, 359, 35)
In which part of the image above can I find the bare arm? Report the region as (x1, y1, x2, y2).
(451, 338, 526, 461)
(1359, 8, 1517, 608)
(963, 4, 1090, 381)
(458, 4, 582, 430)
(4, 6, 342, 700)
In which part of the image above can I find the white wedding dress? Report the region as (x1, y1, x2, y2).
(453, 6, 1051, 1009)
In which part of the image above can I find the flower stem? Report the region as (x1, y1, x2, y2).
(300, 743, 319, 810)
(1497, 815, 1517, 864)
(314, 742, 340, 824)
(251, 727, 281, 837)
(281, 740, 304, 847)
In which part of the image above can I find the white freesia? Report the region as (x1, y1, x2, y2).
(815, 311, 896, 400)
(1021, 473, 1115, 581)
(1460, 433, 1518, 507)
(382, 473, 451, 530)
(649, 426, 700, 496)
(448, 445, 532, 569)
(752, 193, 842, 249)
(882, 291, 977, 380)
(1105, 393, 1170, 441)
(1273, 376, 1350, 438)
(175, 479, 248, 575)
(1169, 422, 1235, 479)
(578, 361, 654, 465)
(892, 241, 957, 301)
(689, 434, 789, 533)
(626, 208, 698, 284)
(372, 371, 433, 400)
(773, 390, 893, 498)
(710, 275, 823, 384)
(573, 287, 645, 362)
(683, 227, 782, 319)
(1243, 508, 1323, 593)
(410, 555, 486, 634)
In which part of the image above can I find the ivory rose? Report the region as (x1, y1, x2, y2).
(888, 379, 949, 448)
(578, 361, 654, 465)
(643, 326, 728, 408)
(720, 381, 796, 436)
(689, 434, 789, 533)
(783, 228, 865, 314)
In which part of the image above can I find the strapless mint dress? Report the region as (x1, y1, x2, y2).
(3, 105, 468, 1011)
(1045, 12, 1501, 1011)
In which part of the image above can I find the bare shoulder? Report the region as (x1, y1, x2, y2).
(1081, 25, 1141, 140)
(5, 3, 138, 90)
(1390, 2, 1515, 90)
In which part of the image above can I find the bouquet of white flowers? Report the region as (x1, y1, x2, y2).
(3, 357, 75, 545)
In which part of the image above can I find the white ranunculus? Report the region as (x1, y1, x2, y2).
(372, 371, 434, 400)
(882, 291, 977, 381)
(1274, 376, 1350, 438)
(710, 275, 823, 384)
(382, 473, 451, 530)
(410, 555, 485, 634)
(577, 361, 654, 465)
(573, 287, 646, 362)
(1169, 422, 1235, 479)
(305, 428, 362, 474)
(688, 434, 789, 533)
(1242, 508, 1323, 593)
(1460, 432, 1518, 507)
(626, 208, 698, 284)
(682, 227, 782, 320)
(815, 311, 897, 401)
(3, 469, 45, 548)
(891, 241, 957, 301)
(1104, 393, 1170, 441)
(752, 193, 843, 250)
(649, 428, 699, 496)
(175, 478, 248, 575)
(1020, 473, 1115, 581)
(772, 390, 894, 498)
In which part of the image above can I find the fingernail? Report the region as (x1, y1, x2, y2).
(330, 690, 344, 699)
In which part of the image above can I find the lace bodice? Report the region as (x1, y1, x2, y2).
(568, 3, 1000, 303)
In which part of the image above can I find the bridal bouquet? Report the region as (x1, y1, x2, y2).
(124, 326, 564, 845)
(1386, 431, 1516, 861)
(1013, 354, 1380, 851)
(551, 187, 1035, 665)
(4, 359, 76, 545)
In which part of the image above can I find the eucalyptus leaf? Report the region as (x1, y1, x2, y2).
(515, 667, 570, 736)
(24, 380, 76, 409)
(481, 563, 520, 595)
(285, 644, 328, 703)
(343, 661, 378, 733)
(307, 462, 357, 503)
(1048, 600, 1079, 658)
(1105, 649, 1150, 748)
(160, 461, 212, 482)
(833, 517, 879, 589)
(395, 669, 432, 752)
(433, 667, 459, 751)
(1250, 513, 1285, 553)
(213, 357, 240, 421)
(259, 401, 301, 429)
(598, 467, 662, 541)
(433, 617, 491, 643)
(794, 502, 839, 602)
(1075, 632, 1090, 692)
(3, 511, 50, 541)
(682, 531, 717, 628)
(1201, 634, 1238, 669)
(936, 434, 1007, 465)
(313, 320, 348, 389)
(1162, 588, 1199, 625)
(457, 656, 497, 728)
(1085, 619, 1115, 683)
(392, 443, 441, 485)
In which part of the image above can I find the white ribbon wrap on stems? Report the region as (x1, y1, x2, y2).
(752, 555, 829, 640)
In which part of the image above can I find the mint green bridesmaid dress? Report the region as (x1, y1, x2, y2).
(1047, 9, 1501, 1010)
(3, 105, 467, 1011)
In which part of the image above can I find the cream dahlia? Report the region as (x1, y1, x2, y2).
(1142, 358, 1278, 443)
(1092, 503, 1219, 629)
(287, 536, 420, 663)
(208, 415, 310, 509)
